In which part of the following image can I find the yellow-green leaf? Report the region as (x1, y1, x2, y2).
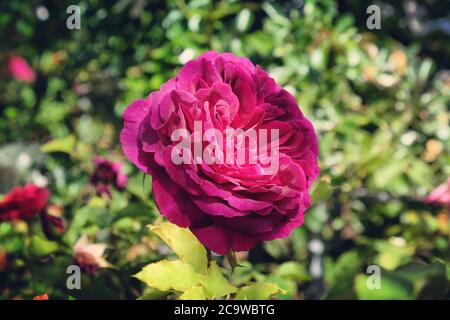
(135, 259, 202, 292)
(149, 222, 208, 273)
(41, 135, 76, 154)
(29, 235, 58, 256)
(235, 282, 284, 300)
(202, 261, 237, 299)
(179, 286, 208, 300)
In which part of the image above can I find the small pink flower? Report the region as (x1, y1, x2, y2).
(426, 178, 450, 207)
(8, 55, 36, 83)
(73, 235, 110, 276)
(91, 157, 128, 197)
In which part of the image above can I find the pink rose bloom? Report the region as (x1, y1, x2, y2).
(120, 51, 319, 254)
(91, 157, 128, 197)
(8, 55, 36, 83)
(426, 178, 450, 207)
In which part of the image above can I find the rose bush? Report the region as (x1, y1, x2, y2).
(121, 51, 319, 254)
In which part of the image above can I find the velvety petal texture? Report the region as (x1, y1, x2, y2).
(120, 51, 319, 254)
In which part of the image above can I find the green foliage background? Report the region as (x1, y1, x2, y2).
(0, 0, 449, 299)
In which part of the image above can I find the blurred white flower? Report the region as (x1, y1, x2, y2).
(73, 235, 111, 275)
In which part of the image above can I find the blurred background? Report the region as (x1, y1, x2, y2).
(0, 0, 449, 300)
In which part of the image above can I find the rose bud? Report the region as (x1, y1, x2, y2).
(39, 204, 66, 240)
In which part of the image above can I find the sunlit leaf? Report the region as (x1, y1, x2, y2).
(29, 235, 58, 256)
(235, 282, 284, 300)
(149, 222, 208, 274)
(179, 286, 207, 300)
(135, 259, 202, 292)
(41, 135, 76, 154)
(202, 261, 237, 298)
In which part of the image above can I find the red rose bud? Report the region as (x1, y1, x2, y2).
(0, 184, 50, 221)
(90, 157, 128, 197)
(120, 51, 319, 254)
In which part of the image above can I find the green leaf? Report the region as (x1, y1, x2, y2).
(179, 286, 208, 300)
(138, 288, 169, 300)
(262, 2, 290, 26)
(113, 203, 154, 222)
(395, 262, 448, 299)
(433, 258, 450, 281)
(149, 222, 208, 274)
(41, 135, 76, 154)
(266, 275, 297, 300)
(135, 259, 202, 292)
(371, 159, 408, 190)
(276, 261, 311, 281)
(355, 272, 414, 300)
(311, 179, 333, 204)
(235, 282, 284, 300)
(418, 58, 434, 82)
(202, 261, 237, 298)
(29, 235, 58, 256)
(326, 250, 361, 299)
(126, 173, 151, 201)
(374, 241, 414, 271)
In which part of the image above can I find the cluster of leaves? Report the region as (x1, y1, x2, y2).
(0, 0, 449, 299)
(136, 222, 283, 300)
